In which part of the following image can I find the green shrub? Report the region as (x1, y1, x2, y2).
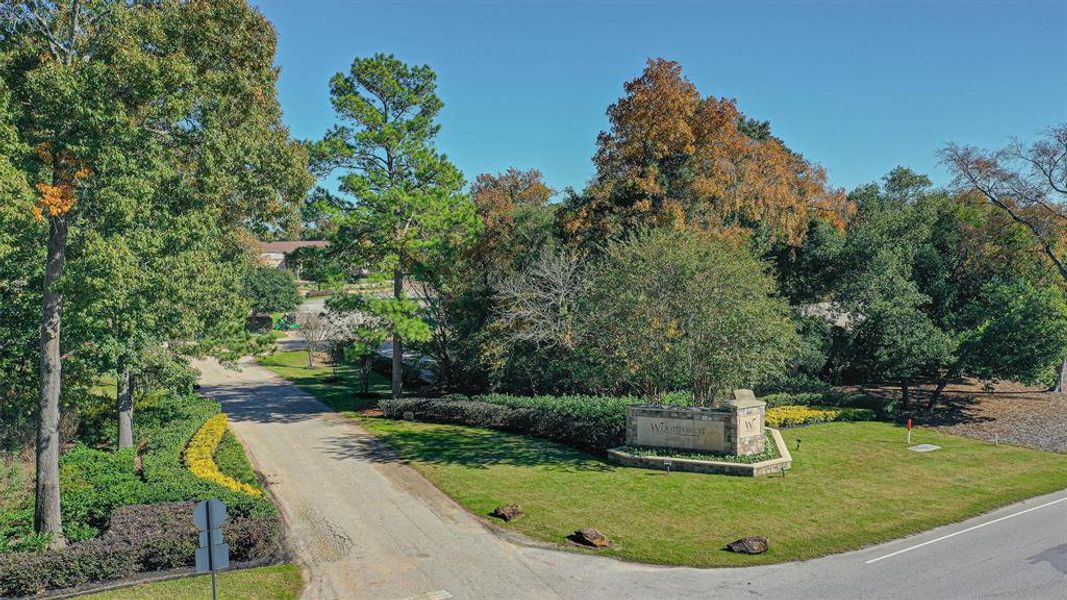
(56, 394, 273, 542)
(243, 266, 301, 314)
(383, 393, 696, 452)
(0, 502, 283, 597)
(215, 430, 260, 489)
(755, 373, 832, 396)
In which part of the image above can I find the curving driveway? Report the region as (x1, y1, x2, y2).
(194, 357, 1067, 600)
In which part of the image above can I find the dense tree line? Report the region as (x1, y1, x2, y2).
(313, 57, 1067, 411)
(0, 1, 311, 546)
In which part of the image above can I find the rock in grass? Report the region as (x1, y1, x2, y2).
(490, 503, 523, 522)
(570, 528, 611, 548)
(725, 536, 769, 554)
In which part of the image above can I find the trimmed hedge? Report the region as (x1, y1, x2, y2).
(381, 395, 634, 452)
(382, 392, 886, 453)
(383, 393, 695, 452)
(0, 502, 283, 597)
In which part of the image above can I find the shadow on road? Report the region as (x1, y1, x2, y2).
(201, 380, 327, 425)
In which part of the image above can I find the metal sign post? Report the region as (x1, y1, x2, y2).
(194, 499, 230, 600)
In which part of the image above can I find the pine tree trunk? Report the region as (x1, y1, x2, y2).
(117, 367, 134, 450)
(35, 215, 67, 548)
(1052, 357, 1067, 392)
(391, 266, 404, 400)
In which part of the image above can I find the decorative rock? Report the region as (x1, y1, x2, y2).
(725, 536, 769, 554)
(490, 503, 523, 522)
(570, 528, 611, 548)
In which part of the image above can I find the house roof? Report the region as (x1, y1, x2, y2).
(258, 240, 329, 254)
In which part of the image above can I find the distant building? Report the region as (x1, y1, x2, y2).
(257, 240, 329, 270)
(796, 301, 863, 330)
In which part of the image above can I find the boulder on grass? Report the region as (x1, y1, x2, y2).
(725, 536, 769, 554)
(490, 504, 523, 522)
(569, 528, 610, 548)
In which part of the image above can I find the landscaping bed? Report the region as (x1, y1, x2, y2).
(381, 394, 880, 454)
(616, 432, 781, 464)
(873, 380, 1067, 454)
(0, 395, 286, 597)
(265, 352, 1067, 566)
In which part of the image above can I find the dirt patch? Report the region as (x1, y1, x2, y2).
(849, 380, 1067, 453)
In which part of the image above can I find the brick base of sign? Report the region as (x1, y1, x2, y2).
(607, 428, 793, 477)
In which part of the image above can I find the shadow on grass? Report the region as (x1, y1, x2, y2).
(318, 422, 615, 473)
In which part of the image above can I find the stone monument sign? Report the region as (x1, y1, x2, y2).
(626, 389, 767, 456)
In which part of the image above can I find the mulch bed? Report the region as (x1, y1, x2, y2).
(850, 380, 1067, 454)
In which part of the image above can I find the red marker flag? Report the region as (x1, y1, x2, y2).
(907, 418, 912, 431)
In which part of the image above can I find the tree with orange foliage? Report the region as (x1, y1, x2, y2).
(558, 58, 849, 250)
(468, 167, 556, 279)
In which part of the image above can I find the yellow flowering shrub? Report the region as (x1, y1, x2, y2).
(765, 405, 876, 428)
(185, 414, 261, 497)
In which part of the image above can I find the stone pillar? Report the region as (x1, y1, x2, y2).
(726, 389, 766, 456)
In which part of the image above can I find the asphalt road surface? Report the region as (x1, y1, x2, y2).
(195, 357, 1067, 600)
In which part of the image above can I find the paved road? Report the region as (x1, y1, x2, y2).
(195, 357, 1067, 600)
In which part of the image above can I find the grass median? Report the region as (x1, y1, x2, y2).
(259, 350, 391, 412)
(263, 353, 1067, 567)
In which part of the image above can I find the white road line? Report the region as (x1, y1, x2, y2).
(864, 495, 1067, 564)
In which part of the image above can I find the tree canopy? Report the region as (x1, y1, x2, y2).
(312, 53, 477, 399)
(557, 58, 850, 250)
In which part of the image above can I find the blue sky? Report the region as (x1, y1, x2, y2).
(253, 0, 1067, 197)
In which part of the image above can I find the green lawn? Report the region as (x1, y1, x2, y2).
(358, 417, 1067, 567)
(82, 564, 303, 600)
(259, 350, 391, 412)
(263, 354, 1067, 567)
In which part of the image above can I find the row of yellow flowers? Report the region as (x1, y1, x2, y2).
(185, 413, 262, 497)
(765, 405, 876, 428)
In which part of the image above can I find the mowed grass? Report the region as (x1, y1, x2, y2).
(358, 417, 1067, 567)
(262, 352, 1067, 567)
(259, 350, 390, 412)
(81, 564, 303, 600)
